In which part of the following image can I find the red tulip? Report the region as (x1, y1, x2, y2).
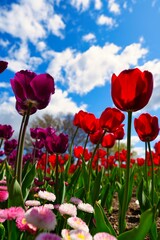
(73, 110, 87, 128)
(99, 107, 125, 132)
(101, 133, 116, 148)
(134, 113, 159, 142)
(111, 68, 153, 112)
(137, 158, 145, 166)
(114, 125, 125, 140)
(81, 112, 97, 134)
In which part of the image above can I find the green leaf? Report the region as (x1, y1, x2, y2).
(81, 158, 89, 192)
(8, 178, 24, 208)
(91, 171, 102, 205)
(137, 178, 151, 212)
(0, 223, 5, 240)
(22, 163, 36, 201)
(118, 207, 155, 240)
(93, 201, 116, 237)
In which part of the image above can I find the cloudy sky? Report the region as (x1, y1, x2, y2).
(0, 0, 160, 156)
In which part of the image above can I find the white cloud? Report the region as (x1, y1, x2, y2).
(108, 0, 121, 15)
(0, 39, 9, 48)
(82, 33, 96, 43)
(95, 0, 102, 10)
(0, 0, 65, 44)
(70, 0, 90, 11)
(46, 42, 147, 95)
(97, 14, 116, 28)
(36, 41, 47, 52)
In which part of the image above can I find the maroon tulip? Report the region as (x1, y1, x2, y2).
(45, 133, 69, 154)
(0, 124, 14, 139)
(134, 113, 159, 142)
(101, 133, 116, 148)
(111, 68, 153, 112)
(99, 107, 125, 132)
(4, 139, 18, 156)
(0, 61, 8, 73)
(10, 70, 55, 115)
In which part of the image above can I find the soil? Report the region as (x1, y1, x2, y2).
(107, 192, 160, 240)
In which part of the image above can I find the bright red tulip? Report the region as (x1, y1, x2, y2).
(137, 158, 145, 166)
(134, 113, 159, 142)
(99, 107, 125, 132)
(154, 141, 160, 155)
(111, 68, 153, 112)
(114, 125, 125, 140)
(73, 110, 87, 128)
(101, 133, 116, 148)
(81, 112, 97, 134)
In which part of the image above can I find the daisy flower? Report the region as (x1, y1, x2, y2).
(25, 206, 57, 231)
(93, 232, 118, 240)
(59, 203, 77, 217)
(0, 190, 8, 202)
(77, 203, 94, 213)
(70, 197, 83, 205)
(35, 233, 61, 240)
(25, 200, 41, 207)
(16, 215, 37, 234)
(69, 229, 92, 240)
(44, 203, 54, 209)
(0, 207, 25, 220)
(38, 190, 56, 202)
(67, 217, 89, 232)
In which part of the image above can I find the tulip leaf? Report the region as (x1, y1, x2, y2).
(22, 163, 36, 201)
(118, 207, 155, 240)
(91, 171, 102, 205)
(8, 178, 24, 208)
(0, 223, 5, 240)
(92, 201, 116, 237)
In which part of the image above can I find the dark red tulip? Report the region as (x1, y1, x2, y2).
(0, 61, 8, 73)
(111, 68, 153, 112)
(45, 133, 68, 154)
(99, 107, 125, 132)
(0, 124, 14, 139)
(134, 113, 159, 142)
(101, 133, 116, 148)
(10, 70, 55, 115)
(4, 139, 18, 156)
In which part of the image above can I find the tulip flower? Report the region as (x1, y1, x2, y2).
(81, 112, 97, 134)
(99, 107, 125, 132)
(111, 68, 153, 112)
(0, 61, 8, 73)
(73, 110, 87, 128)
(101, 133, 116, 149)
(45, 133, 69, 154)
(134, 113, 159, 142)
(154, 141, 160, 155)
(10, 70, 55, 115)
(0, 124, 14, 140)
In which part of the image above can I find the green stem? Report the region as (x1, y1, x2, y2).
(15, 105, 31, 185)
(119, 111, 132, 234)
(147, 141, 154, 206)
(55, 153, 59, 200)
(87, 130, 107, 200)
(145, 141, 149, 194)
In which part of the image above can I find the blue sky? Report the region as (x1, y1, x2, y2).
(0, 0, 160, 156)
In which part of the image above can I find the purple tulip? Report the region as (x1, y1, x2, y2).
(0, 125, 14, 139)
(4, 139, 18, 156)
(0, 61, 8, 73)
(45, 133, 69, 154)
(10, 70, 55, 115)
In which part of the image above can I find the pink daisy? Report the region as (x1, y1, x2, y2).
(70, 197, 83, 205)
(69, 229, 92, 240)
(16, 215, 37, 234)
(67, 217, 89, 232)
(58, 203, 77, 217)
(0, 207, 25, 220)
(35, 233, 61, 240)
(93, 232, 118, 240)
(77, 203, 94, 213)
(25, 206, 57, 231)
(38, 190, 56, 202)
